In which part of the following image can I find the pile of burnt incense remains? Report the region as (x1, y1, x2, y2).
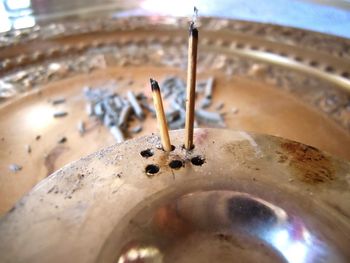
(83, 76, 225, 142)
(84, 87, 145, 143)
(160, 76, 225, 129)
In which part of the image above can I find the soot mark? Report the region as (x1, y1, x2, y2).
(281, 142, 334, 184)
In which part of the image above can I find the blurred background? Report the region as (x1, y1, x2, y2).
(1, 0, 350, 37)
(1, 0, 350, 215)
(1, 0, 350, 258)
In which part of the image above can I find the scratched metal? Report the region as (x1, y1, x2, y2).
(0, 16, 350, 218)
(0, 128, 349, 262)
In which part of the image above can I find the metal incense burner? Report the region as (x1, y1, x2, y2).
(0, 128, 349, 263)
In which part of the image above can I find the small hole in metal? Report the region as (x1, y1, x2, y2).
(191, 156, 205, 166)
(182, 144, 195, 151)
(309, 60, 319, 67)
(158, 145, 175, 151)
(341, 72, 349, 79)
(324, 66, 334, 73)
(163, 145, 175, 151)
(169, 160, 184, 170)
(236, 43, 244, 49)
(279, 52, 287, 57)
(140, 149, 154, 158)
(222, 40, 230, 47)
(145, 164, 159, 176)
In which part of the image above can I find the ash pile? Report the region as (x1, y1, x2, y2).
(84, 76, 225, 143)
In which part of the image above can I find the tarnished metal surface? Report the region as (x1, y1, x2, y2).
(0, 17, 350, 216)
(1, 17, 350, 129)
(0, 128, 349, 262)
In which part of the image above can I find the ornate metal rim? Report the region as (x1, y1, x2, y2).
(1, 16, 349, 131)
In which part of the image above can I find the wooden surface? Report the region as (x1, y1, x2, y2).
(0, 66, 349, 216)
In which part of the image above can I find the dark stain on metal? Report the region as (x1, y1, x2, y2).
(223, 141, 256, 164)
(275, 151, 288, 163)
(47, 185, 59, 194)
(281, 141, 334, 184)
(8, 206, 16, 213)
(57, 136, 67, 144)
(181, 143, 194, 151)
(44, 145, 68, 176)
(153, 150, 174, 173)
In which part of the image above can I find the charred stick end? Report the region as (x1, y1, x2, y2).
(150, 77, 172, 151)
(189, 22, 198, 38)
(150, 78, 160, 92)
(189, 6, 199, 38)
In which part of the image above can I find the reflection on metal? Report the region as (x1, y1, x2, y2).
(0, 129, 349, 262)
(269, 226, 310, 263)
(114, 191, 332, 263)
(24, 104, 54, 130)
(118, 245, 163, 263)
(225, 49, 350, 92)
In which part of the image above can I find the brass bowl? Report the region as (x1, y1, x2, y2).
(1, 17, 350, 216)
(0, 128, 349, 262)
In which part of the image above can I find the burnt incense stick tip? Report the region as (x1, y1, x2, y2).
(150, 78, 160, 91)
(189, 6, 199, 36)
(189, 21, 195, 31)
(189, 22, 198, 37)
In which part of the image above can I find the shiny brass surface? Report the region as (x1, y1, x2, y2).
(1, 17, 350, 216)
(0, 128, 349, 262)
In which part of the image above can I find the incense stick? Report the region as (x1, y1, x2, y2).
(150, 78, 172, 151)
(185, 18, 199, 150)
